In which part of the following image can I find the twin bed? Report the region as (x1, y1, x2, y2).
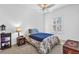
(25, 29, 60, 54)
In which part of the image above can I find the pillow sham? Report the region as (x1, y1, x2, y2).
(28, 28, 39, 34)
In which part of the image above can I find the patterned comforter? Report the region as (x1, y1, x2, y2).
(25, 35, 60, 54)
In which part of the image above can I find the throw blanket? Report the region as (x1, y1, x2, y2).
(29, 33, 53, 42)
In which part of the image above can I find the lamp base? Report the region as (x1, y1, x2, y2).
(18, 32, 20, 37)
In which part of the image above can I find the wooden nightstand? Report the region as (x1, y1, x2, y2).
(63, 40, 79, 54)
(17, 36, 26, 46)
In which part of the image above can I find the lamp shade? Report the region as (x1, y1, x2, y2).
(16, 27, 21, 32)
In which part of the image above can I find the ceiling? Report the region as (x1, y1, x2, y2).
(30, 4, 69, 14)
(0, 4, 69, 16)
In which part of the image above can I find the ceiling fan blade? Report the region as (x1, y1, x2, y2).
(47, 4, 55, 8)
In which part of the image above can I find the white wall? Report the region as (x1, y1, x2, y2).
(0, 4, 44, 45)
(1, 4, 79, 45)
(45, 4, 79, 41)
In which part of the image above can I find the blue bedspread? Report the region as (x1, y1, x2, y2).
(29, 33, 53, 42)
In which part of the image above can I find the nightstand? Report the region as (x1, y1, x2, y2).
(17, 36, 26, 46)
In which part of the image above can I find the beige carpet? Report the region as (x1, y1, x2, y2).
(0, 43, 63, 54)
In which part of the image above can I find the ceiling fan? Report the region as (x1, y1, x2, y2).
(38, 4, 55, 14)
(38, 4, 55, 10)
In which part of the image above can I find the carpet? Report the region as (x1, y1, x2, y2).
(0, 43, 63, 54)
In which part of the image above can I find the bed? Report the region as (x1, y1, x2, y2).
(25, 29, 60, 54)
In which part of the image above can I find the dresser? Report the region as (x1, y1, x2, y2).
(63, 40, 79, 54)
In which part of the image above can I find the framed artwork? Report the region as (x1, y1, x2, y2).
(53, 16, 63, 33)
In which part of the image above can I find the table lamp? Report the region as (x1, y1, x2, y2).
(16, 27, 21, 36)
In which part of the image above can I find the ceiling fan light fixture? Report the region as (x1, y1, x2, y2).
(38, 4, 48, 10)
